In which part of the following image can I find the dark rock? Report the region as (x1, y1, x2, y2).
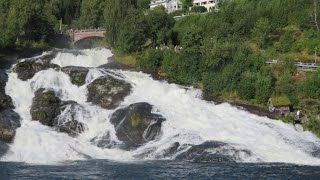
(0, 69, 8, 88)
(13, 61, 59, 81)
(12, 52, 59, 81)
(30, 88, 86, 136)
(0, 94, 14, 110)
(110, 103, 165, 149)
(31, 88, 61, 126)
(0, 70, 13, 110)
(61, 66, 89, 86)
(0, 140, 9, 157)
(161, 142, 180, 158)
(54, 102, 86, 137)
(90, 132, 113, 148)
(87, 75, 131, 109)
(176, 141, 252, 163)
(0, 109, 21, 143)
(0, 70, 21, 144)
(55, 119, 85, 137)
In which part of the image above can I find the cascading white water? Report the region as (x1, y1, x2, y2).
(2, 48, 320, 165)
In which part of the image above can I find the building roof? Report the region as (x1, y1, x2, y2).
(270, 96, 291, 107)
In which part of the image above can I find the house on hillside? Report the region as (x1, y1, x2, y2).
(268, 96, 292, 116)
(193, 0, 220, 12)
(150, 0, 182, 13)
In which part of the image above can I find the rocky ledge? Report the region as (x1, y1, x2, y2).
(107, 103, 165, 150)
(0, 70, 21, 157)
(87, 75, 131, 109)
(30, 88, 85, 137)
(176, 141, 252, 163)
(61, 66, 89, 86)
(13, 51, 59, 81)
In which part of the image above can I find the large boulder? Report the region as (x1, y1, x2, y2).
(0, 70, 21, 146)
(30, 88, 85, 136)
(0, 94, 14, 110)
(54, 101, 86, 137)
(31, 88, 61, 126)
(176, 141, 252, 163)
(13, 52, 59, 81)
(0, 109, 21, 143)
(110, 103, 165, 149)
(0, 140, 9, 157)
(90, 132, 113, 149)
(87, 75, 131, 109)
(0, 70, 13, 110)
(0, 69, 8, 89)
(61, 66, 89, 86)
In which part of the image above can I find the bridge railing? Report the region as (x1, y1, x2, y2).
(265, 59, 319, 71)
(67, 28, 106, 35)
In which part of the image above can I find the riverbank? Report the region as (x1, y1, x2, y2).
(110, 53, 279, 120)
(0, 47, 303, 127)
(0, 48, 49, 69)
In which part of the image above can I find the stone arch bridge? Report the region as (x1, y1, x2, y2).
(68, 28, 106, 43)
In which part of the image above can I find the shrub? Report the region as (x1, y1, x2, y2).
(191, 6, 207, 13)
(137, 49, 163, 72)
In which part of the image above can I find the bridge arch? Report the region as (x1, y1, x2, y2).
(68, 29, 106, 43)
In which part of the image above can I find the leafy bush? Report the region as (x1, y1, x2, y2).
(137, 49, 163, 72)
(191, 6, 207, 13)
(170, 10, 184, 17)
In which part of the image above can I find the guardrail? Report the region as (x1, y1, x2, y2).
(265, 59, 319, 71)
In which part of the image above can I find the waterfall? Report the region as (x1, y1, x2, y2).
(2, 48, 320, 165)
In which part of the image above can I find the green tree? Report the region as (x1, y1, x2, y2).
(137, 0, 149, 9)
(191, 6, 207, 13)
(104, 0, 137, 46)
(138, 49, 163, 72)
(145, 6, 175, 47)
(6, 0, 56, 46)
(181, 0, 193, 12)
(238, 71, 256, 100)
(255, 73, 273, 103)
(116, 8, 147, 53)
(79, 0, 105, 28)
(301, 69, 320, 99)
(252, 18, 270, 48)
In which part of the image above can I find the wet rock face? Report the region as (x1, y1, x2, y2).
(54, 101, 86, 137)
(13, 52, 59, 81)
(110, 103, 165, 149)
(31, 88, 61, 126)
(61, 66, 89, 86)
(0, 94, 14, 110)
(0, 70, 21, 145)
(87, 75, 131, 109)
(30, 88, 85, 136)
(0, 70, 13, 110)
(0, 109, 21, 143)
(90, 132, 112, 149)
(0, 140, 9, 157)
(176, 141, 252, 163)
(161, 142, 181, 158)
(0, 69, 8, 88)
(13, 61, 60, 81)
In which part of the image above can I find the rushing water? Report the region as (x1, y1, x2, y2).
(1, 48, 320, 178)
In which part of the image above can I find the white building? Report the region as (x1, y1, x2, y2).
(150, 0, 182, 13)
(193, 0, 219, 12)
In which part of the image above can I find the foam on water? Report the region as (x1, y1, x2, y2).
(51, 48, 112, 67)
(2, 48, 320, 165)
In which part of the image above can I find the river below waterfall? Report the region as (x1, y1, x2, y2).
(1, 48, 320, 178)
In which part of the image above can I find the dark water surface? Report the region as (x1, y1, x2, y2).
(0, 160, 320, 179)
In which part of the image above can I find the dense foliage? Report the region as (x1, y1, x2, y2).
(107, 0, 320, 136)
(1, 0, 320, 136)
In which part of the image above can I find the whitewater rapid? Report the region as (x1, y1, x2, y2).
(2, 48, 320, 165)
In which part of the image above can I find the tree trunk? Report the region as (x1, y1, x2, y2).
(314, 0, 320, 32)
